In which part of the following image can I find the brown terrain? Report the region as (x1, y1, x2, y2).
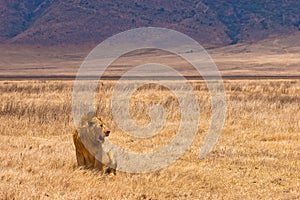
(0, 32, 300, 78)
(0, 35, 299, 198)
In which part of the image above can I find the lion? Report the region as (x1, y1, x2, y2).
(73, 112, 116, 175)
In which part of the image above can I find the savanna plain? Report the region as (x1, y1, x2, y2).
(0, 79, 299, 199)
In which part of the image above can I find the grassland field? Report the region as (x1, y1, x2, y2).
(0, 79, 299, 199)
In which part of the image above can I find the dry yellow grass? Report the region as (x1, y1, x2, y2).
(0, 79, 299, 199)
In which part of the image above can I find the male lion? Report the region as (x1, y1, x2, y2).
(73, 112, 116, 175)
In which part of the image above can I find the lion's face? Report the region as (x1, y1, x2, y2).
(78, 115, 111, 146)
(87, 117, 110, 143)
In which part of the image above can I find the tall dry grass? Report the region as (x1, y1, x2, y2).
(0, 79, 299, 199)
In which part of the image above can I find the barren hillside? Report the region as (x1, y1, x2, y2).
(0, 0, 299, 47)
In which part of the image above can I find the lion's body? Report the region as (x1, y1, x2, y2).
(73, 113, 116, 174)
(73, 130, 104, 170)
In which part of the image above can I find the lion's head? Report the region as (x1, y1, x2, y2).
(86, 116, 110, 142)
(77, 112, 110, 154)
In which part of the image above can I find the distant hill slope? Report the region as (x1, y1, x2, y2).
(0, 0, 299, 47)
(1, 32, 299, 78)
